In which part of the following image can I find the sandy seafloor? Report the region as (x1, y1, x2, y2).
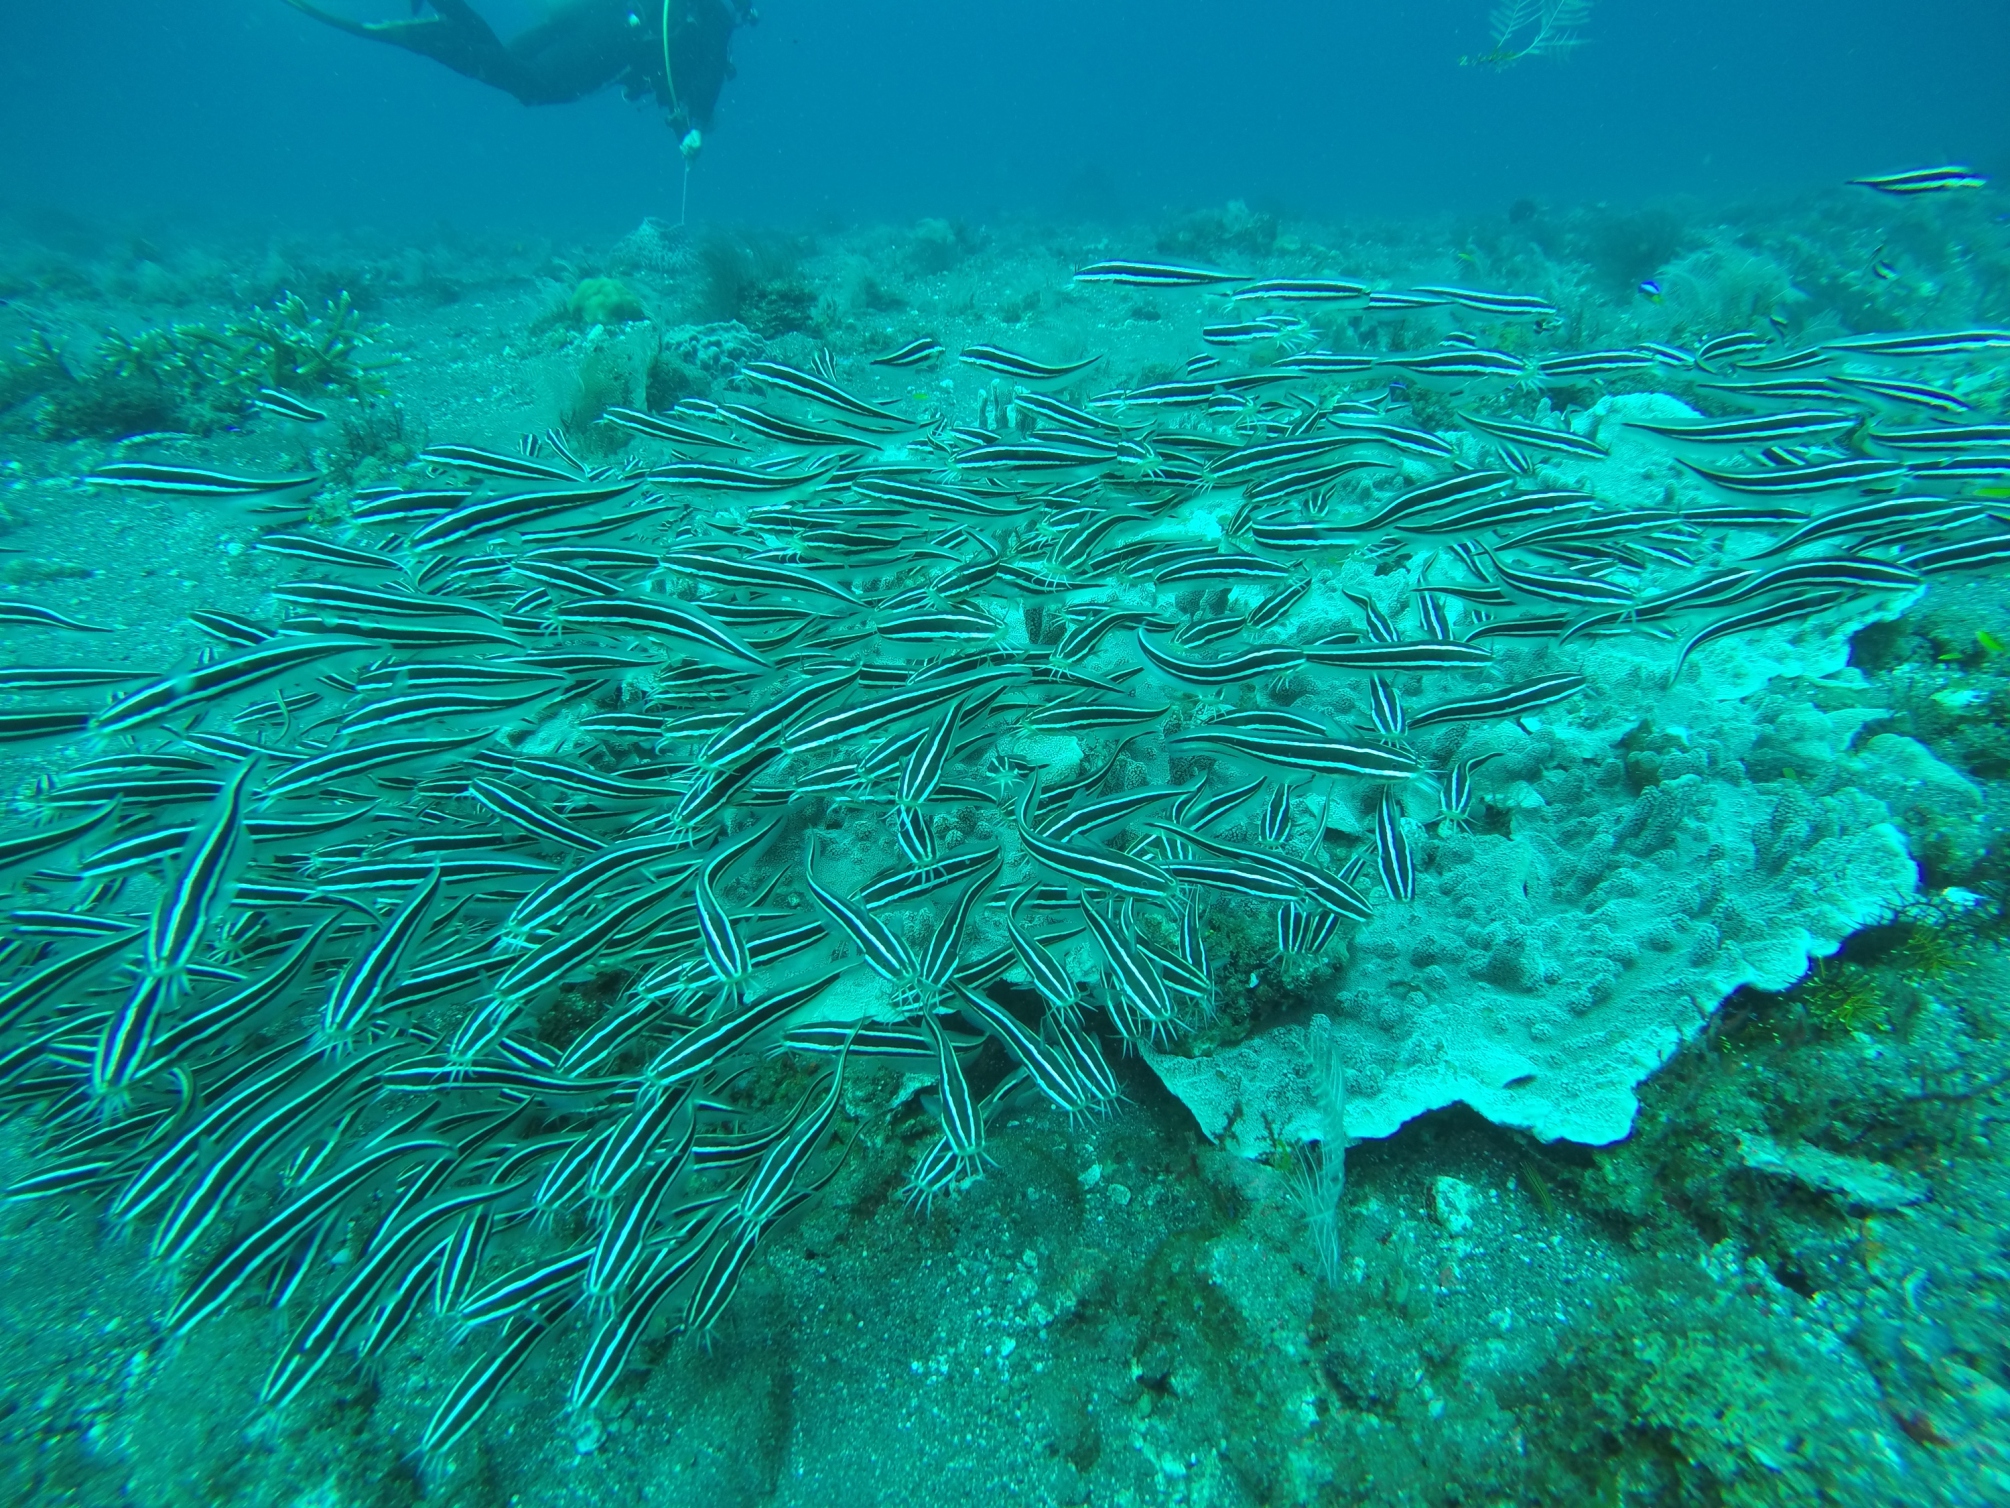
(0, 196, 2008, 1507)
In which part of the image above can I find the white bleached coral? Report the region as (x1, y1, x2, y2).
(1145, 394, 1950, 1149)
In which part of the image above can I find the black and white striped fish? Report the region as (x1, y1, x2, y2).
(87, 463, 320, 500)
(250, 388, 329, 423)
(959, 345, 1104, 382)
(1458, 412, 1608, 460)
(1229, 277, 1370, 303)
(1626, 410, 1858, 447)
(1681, 457, 1904, 496)
(1410, 285, 1558, 318)
(1824, 330, 2010, 360)
(871, 337, 946, 367)
(1073, 260, 1247, 288)
(743, 360, 909, 424)
(1406, 673, 1587, 730)
(1848, 165, 1988, 196)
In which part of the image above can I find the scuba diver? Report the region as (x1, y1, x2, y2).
(280, 1, 749, 149)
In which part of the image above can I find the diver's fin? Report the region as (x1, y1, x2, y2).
(280, 0, 383, 44)
(281, 0, 542, 105)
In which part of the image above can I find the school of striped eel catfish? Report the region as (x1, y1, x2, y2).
(1, 253, 2006, 1459)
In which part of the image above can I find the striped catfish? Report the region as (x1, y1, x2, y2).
(1017, 819, 1173, 900)
(953, 985, 1095, 1117)
(1135, 633, 1304, 686)
(1670, 590, 1851, 683)
(1903, 532, 2010, 576)
(1003, 905, 1081, 1017)
(1410, 285, 1558, 317)
(421, 1306, 565, 1460)
(318, 868, 442, 1049)
(151, 1044, 405, 1264)
(1682, 457, 1905, 495)
(1375, 789, 1415, 902)
(1074, 259, 1247, 287)
(95, 637, 372, 735)
(166, 1134, 451, 1334)
(586, 1103, 697, 1307)
(0, 926, 139, 1036)
(409, 482, 639, 550)
(641, 973, 841, 1096)
(570, 1207, 728, 1414)
(743, 359, 909, 424)
(1457, 411, 1608, 460)
(1172, 726, 1423, 781)
(1407, 673, 1588, 729)
(140, 758, 256, 984)
(1626, 410, 1857, 447)
(263, 1177, 532, 1408)
(1079, 899, 1176, 1032)
(1304, 639, 1494, 673)
(1150, 824, 1372, 922)
(556, 596, 768, 666)
(86, 463, 320, 499)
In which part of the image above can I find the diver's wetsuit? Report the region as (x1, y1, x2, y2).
(283, 0, 743, 135)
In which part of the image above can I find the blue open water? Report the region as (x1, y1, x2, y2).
(4, 1, 2007, 228)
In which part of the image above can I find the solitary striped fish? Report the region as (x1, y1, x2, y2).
(1849, 165, 1988, 196)
(1406, 674, 1587, 730)
(1073, 260, 1247, 288)
(86, 463, 320, 499)
(1229, 277, 1370, 303)
(1409, 285, 1558, 318)
(743, 360, 909, 424)
(250, 389, 329, 423)
(1682, 457, 1904, 495)
(0, 604, 111, 632)
(871, 337, 946, 367)
(1458, 411, 1608, 460)
(959, 345, 1104, 382)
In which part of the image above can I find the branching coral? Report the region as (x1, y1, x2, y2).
(226, 289, 393, 399)
(1465, 0, 1594, 68)
(0, 330, 66, 414)
(34, 290, 391, 440)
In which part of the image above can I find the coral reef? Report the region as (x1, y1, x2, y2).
(1145, 397, 1945, 1149)
(567, 275, 648, 328)
(16, 291, 389, 440)
(0, 187, 2002, 1508)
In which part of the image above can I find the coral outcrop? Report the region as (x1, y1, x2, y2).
(1144, 396, 1947, 1148)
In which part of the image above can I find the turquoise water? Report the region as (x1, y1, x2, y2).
(0, 6, 2007, 1505)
